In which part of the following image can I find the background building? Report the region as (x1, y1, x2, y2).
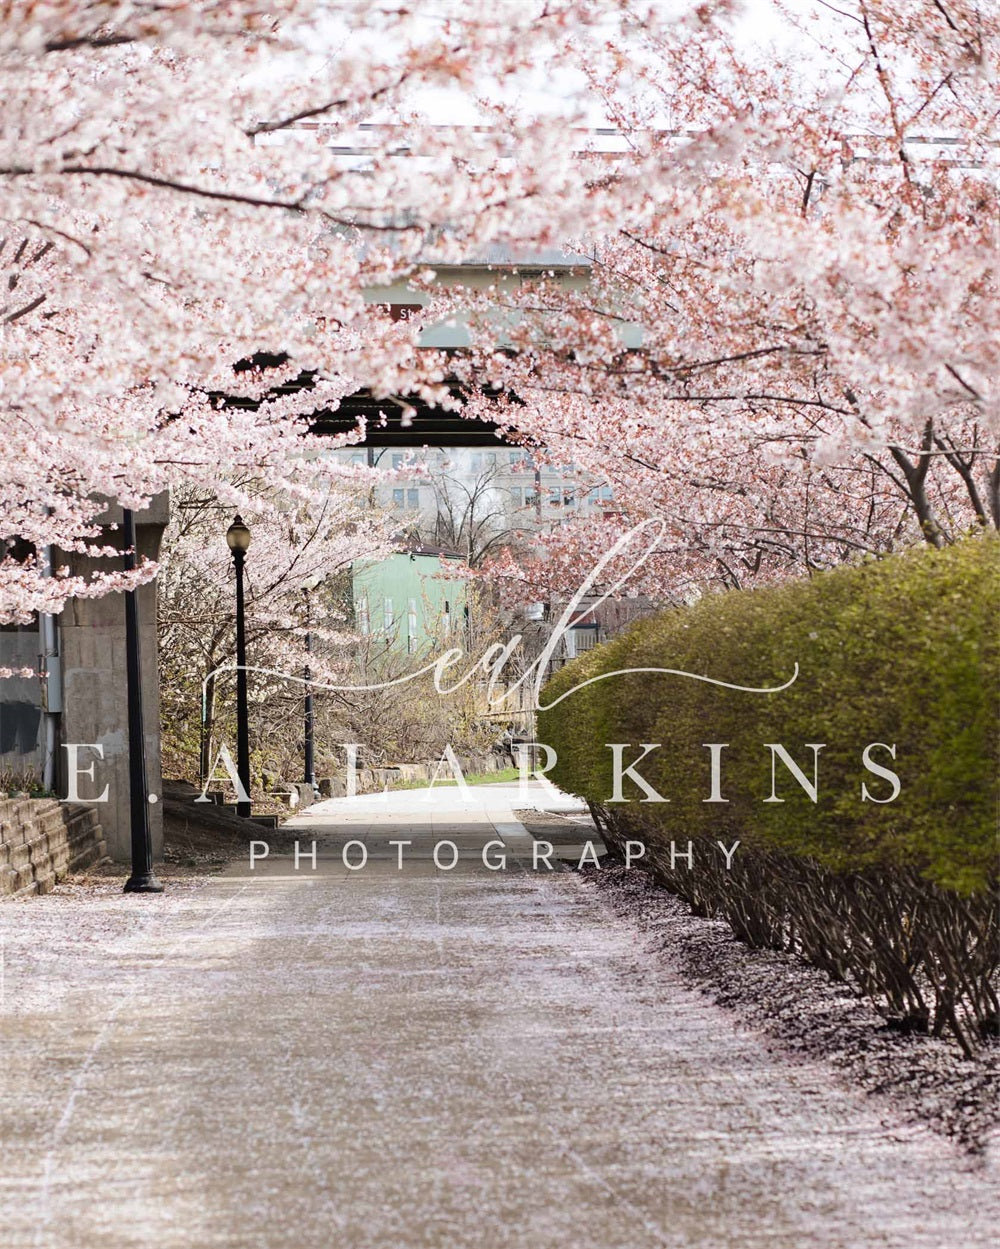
(336, 445, 617, 564)
(351, 545, 469, 657)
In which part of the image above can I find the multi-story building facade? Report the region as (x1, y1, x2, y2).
(335, 445, 616, 550)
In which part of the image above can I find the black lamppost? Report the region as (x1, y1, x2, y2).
(122, 507, 163, 893)
(302, 576, 321, 798)
(226, 515, 252, 817)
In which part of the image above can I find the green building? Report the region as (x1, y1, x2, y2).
(351, 546, 469, 655)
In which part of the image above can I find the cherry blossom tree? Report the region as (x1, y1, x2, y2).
(448, 0, 1000, 596)
(5, 0, 997, 626)
(156, 472, 398, 782)
(0, 0, 648, 623)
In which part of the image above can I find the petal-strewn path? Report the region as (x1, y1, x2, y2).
(1, 783, 996, 1248)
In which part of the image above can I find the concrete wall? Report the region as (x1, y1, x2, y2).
(58, 496, 168, 862)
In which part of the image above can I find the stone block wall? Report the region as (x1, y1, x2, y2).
(315, 751, 509, 800)
(0, 799, 107, 898)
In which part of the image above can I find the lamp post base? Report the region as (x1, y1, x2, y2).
(124, 873, 165, 893)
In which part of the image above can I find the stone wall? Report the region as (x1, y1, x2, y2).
(0, 798, 107, 897)
(314, 752, 510, 802)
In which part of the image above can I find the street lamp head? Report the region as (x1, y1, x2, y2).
(226, 515, 252, 554)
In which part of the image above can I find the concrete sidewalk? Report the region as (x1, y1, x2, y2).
(0, 783, 996, 1248)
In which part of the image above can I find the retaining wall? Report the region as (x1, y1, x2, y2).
(0, 799, 107, 898)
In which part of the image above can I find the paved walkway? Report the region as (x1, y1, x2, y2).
(0, 783, 996, 1248)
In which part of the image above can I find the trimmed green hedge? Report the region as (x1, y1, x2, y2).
(539, 537, 999, 1049)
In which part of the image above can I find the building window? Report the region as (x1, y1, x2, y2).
(600, 484, 614, 501)
(392, 488, 405, 508)
(383, 597, 394, 633)
(391, 453, 404, 469)
(509, 486, 523, 507)
(406, 488, 420, 510)
(565, 625, 599, 658)
(358, 594, 370, 636)
(407, 599, 418, 652)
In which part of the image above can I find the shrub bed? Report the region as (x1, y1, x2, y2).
(539, 538, 999, 1054)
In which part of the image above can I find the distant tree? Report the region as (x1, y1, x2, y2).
(423, 458, 535, 567)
